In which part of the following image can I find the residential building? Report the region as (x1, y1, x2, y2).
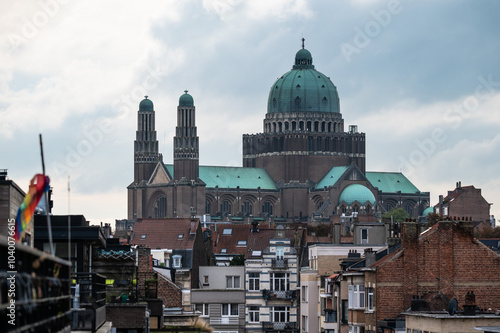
(343, 220, 500, 332)
(130, 218, 211, 309)
(192, 266, 246, 333)
(245, 225, 304, 333)
(0, 169, 29, 244)
(434, 182, 491, 225)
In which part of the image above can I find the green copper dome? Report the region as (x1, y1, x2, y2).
(139, 96, 154, 111)
(423, 206, 434, 216)
(179, 90, 194, 106)
(267, 47, 340, 114)
(339, 184, 376, 206)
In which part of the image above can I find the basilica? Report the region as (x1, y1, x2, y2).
(127, 42, 429, 223)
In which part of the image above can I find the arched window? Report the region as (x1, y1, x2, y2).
(205, 200, 211, 214)
(221, 200, 231, 215)
(262, 201, 273, 216)
(242, 201, 253, 216)
(308, 136, 314, 151)
(154, 196, 167, 218)
(316, 137, 322, 151)
(294, 96, 301, 109)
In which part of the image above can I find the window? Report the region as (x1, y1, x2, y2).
(221, 303, 238, 316)
(221, 248, 227, 253)
(341, 300, 348, 324)
(140, 234, 147, 239)
(367, 288, 374, 311)
(221, 200, 231, 215)
(203, 275, 209, 285)
(270, 272, 289, 292)
(222, 228, 232, 235)
(226, 275, 240, 289)
(242, 201, 252, 215)
(349, 326, 361, 333)
(249, 306, 260, 322)
(237, 240, 247, 247)
(177, 233, 184, 239)
(348, 285, 365, 309)
(271, 306, 289, 323)
(361, 229, 368, 244)
(262, 201, 273, 215)
(302, 315, 308, 331)
(154, 196, 167, 218)
(172, 255, 182, 268)
(301, 285, 308, 302)
(195, 303, 209, 316)
(276, 246, 284, 260)
(249, 272, 260, 291)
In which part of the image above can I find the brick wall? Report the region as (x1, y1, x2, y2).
(157, 274, 182, 308)
(106, 303, 147, 329)
(375, 221, 500, 322)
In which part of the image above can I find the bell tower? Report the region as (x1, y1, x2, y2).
(134, 96, 160, 183)
(174, 90, 199, 181)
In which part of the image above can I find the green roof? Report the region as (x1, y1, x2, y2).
(339, 184, 376, 206)
(179, 91, 194, 106)
(366, 172, 420, 194)
(139, 97, 154, 111)
(267, 48, 340, 114)
(315, 166, 348, 189)
(165, 165, 277, 190)
(423, 206, 434, 216)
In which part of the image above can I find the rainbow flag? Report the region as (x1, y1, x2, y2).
(15, 174, 50, 241)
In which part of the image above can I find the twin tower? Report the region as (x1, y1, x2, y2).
(129, 91, 205, 219)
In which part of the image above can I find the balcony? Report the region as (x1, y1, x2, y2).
(271, 258, 288, 269)
(263, 289, 297, 300)
(72, 272, 107, 331)
(263, 321, 298, 331)
(0, 238, 71, 333)
(210, 316, 239, 325)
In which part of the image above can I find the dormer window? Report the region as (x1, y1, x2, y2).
(172, 255, 182, 268)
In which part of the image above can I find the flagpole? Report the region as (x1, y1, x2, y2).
(68, 176, 72, 271)
(39, 134, 54, 256)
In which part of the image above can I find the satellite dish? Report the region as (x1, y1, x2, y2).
(448, 298, 458, 316)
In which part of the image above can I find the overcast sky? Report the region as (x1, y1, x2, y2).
(2, 0, 499, 225)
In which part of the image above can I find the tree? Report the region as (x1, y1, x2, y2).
(425, 212, 441, 228)
(229, 254, 245, 266)
(382, 207, 410, 222)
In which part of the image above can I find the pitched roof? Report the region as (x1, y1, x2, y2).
(245, 228, 300, 259)
(131, 218, 198, 250)
(366, 171, 420, 194)
(164, 164, 277, 190)
(315, 166, 349, 189)
(213, 224, 253, 255)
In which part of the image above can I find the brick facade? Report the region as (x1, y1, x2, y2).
(375, 221, 500, 323)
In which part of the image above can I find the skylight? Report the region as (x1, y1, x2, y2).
(251, 250, 262, 257)
(140, 234, 147, 239)
(221, 249, 227, 253)
(178, 234, 184, 239)
(237, 240, 247, 247)
(223, 229, 232, 235)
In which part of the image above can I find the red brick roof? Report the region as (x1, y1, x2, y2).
(245, 228, 301, 258)
(212, 224, 253, 255)
(130, 218, 199, 250)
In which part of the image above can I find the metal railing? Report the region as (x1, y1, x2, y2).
(262, 321, 298, 331)
(72, 272, 106, 332)
(271, 258, 288, 269)
(263, 289, 297, 299)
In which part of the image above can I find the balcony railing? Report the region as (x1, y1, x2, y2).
(263, 289, 297, 299)
(262, 321, 298, 331)
(72, 272, 107, 332)
(271, 258, 288, 269)
(210, 316, 239, 325)
(0, 238, 71, 333)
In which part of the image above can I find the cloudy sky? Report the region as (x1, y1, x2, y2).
(2, 0, 499, 225)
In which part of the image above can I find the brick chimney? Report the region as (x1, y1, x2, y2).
(190, 219, 197, 235)
(364, 248, 376, 267)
